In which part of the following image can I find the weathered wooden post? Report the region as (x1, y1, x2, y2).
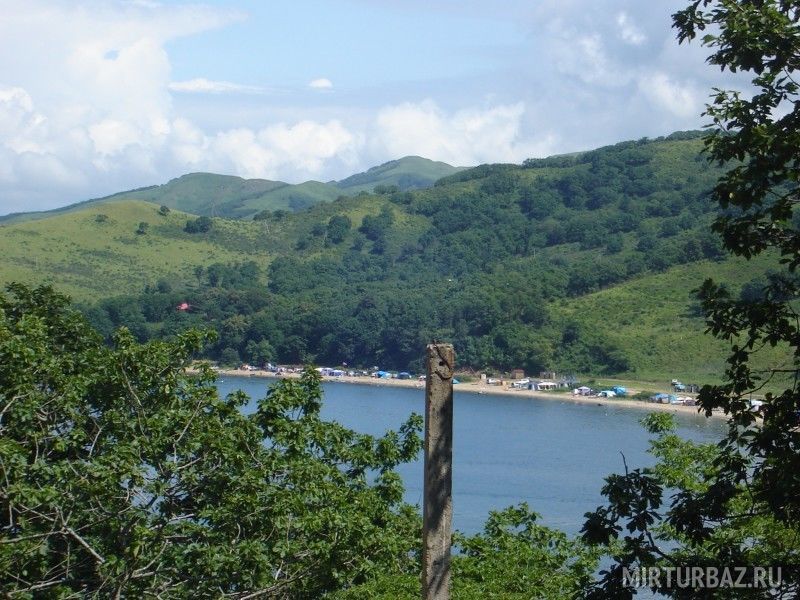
(422, 343, 454, 600)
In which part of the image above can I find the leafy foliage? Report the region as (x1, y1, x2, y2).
(580, 2, 800, 596)
(184, 215, 213, 234)
(331, 504, 599, 600)
(326, 215, 352, 244)
(0, 284, 423, 598)
(582, 414, 799, 598)
(0, 133, 768, 377)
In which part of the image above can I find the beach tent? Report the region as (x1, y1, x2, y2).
(651, 393, 673, 403)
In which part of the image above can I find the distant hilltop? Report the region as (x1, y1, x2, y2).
(0, 156, 467, 224)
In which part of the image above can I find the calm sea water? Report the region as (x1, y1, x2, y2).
(215, 377, 726, 536)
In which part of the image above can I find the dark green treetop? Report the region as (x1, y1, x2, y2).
(0, 284, 422, 598)
(581, 2, 800, 596)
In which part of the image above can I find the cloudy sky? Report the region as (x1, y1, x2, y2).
(0, 0, 735, 215)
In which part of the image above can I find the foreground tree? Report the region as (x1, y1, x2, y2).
(583, 414, 798, 598)
(330, 504, 599, 600)
(0, 284, 422, 598)
(582, 1, 800, 597)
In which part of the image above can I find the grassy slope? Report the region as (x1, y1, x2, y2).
(0, 174, 286, 225)
(106, 176, 343, 219)
(550, 254, 786, 384)
(238, 181, 340, 216)
(0, 201, 272, 301)
(119, 173, 284, 216)
(336, 156, 465, 194)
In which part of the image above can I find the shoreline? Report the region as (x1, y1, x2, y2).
(202, 368, 726, 420)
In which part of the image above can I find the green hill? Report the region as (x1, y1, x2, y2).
(0, 157, 462, 224)
(0, 131, 782, 382)
(336, 156, 465, 194)
(549, 255, 783, 384)
(0, 201, 272, 300)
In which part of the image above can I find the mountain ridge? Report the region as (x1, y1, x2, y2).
(0, 156, 466, 224)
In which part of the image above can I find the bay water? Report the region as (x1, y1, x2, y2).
(216, 377, 726, 537)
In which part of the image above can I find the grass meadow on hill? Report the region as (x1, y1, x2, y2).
(0, 201, 272, 301)
(551, 254, 786, 384)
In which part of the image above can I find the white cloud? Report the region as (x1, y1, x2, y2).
(160, 118, 360, 182)
(17, 152, 86, 188)
(0, 85, 88, 190)
(88, 119, 144, 156)
(0, 0, 741, 215)
(372, 100, 553, 165)
(637, 72, 703, 119)
(0, 1, 241, 213)
(0, 87, 48, 154)
(0, 87, 34, 116)
(211, 129, 276, 179)
(257, 120, 355, 172)
(616, 12, 646, 45)
(309, 78, 333, 90)
(169, 117, 207, 166)
(169, 78, 264, 94)
(547, 19, 632, 88)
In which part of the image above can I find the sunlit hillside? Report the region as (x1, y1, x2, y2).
(0, 201, 272, 301)
(0, 132, 785, 381)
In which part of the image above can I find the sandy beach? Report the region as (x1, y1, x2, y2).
(202, 367, 725, 419)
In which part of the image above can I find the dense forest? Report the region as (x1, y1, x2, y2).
(80, 131, 754, 375)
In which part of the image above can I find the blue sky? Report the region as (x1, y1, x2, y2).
(0, 0, 737, 214)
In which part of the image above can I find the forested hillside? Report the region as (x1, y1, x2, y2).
(79, 132, 776, 379)
(1, 131, 779, 379)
